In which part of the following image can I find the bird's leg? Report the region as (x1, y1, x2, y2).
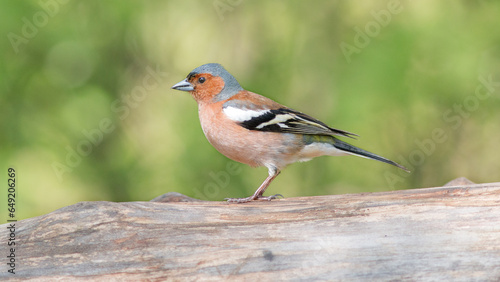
(225, 167, 282, 203)
(250, 168, 282, 201)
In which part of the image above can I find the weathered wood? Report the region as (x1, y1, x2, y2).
(2, 179, 500, 281)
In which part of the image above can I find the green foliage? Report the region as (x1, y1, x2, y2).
(1, 0, 499, 219)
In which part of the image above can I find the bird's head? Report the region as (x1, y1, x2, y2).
(171, 63, 243, 103)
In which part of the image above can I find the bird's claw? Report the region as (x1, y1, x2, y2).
(262, 194, 284, 200)
(225, 194, 284, 204)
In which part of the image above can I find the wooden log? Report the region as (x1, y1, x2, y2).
(2, 179, 500, 281)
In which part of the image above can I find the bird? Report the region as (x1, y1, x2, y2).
(171, 63, 409, 203)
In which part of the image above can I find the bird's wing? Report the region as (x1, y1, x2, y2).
(222, 98, 358, 139)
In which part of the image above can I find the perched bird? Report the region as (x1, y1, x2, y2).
(172, 63, 408, 203)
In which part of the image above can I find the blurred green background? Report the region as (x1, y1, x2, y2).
(1, 0, 499, 220)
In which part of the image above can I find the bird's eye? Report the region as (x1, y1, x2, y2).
(198, 77, 206, 83)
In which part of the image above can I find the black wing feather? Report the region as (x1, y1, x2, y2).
(239, 108, 358, 139)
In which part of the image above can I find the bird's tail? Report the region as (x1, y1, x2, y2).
(333, 138, 410, 172)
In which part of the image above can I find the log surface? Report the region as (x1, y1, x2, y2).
(2, 181, 500, 281)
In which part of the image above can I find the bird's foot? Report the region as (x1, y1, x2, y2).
(225, 194, 284, 204)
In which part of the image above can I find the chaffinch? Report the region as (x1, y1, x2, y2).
(172, 63, 408, 203)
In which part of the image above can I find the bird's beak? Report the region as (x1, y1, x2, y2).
(171, 79, 194, 91)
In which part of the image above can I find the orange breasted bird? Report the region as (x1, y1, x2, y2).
(171, 63, 408, 203)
